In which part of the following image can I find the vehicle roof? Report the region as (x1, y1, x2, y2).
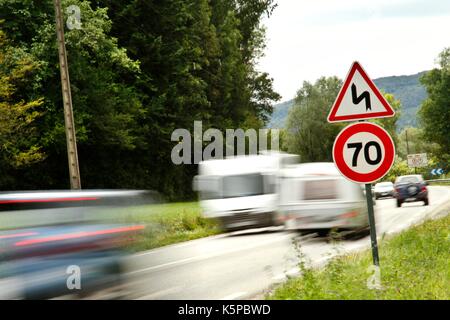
(396, 174, 423, 180)
(198, 152, 298, 176)
(0, 190, 150, 201)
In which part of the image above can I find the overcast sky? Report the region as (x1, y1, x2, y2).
(257, 0, 450, 101)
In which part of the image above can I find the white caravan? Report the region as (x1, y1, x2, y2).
(194, 152, 298, 231)
(279, 162, 369, 236)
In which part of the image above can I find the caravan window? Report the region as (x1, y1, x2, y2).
(303, 179, 338, 200)
(222, 174, 264, 198)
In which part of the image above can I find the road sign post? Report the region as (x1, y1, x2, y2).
(365, 183, 379, 266)
(333, 122, 395, 268)
(328, 61, 397, 272)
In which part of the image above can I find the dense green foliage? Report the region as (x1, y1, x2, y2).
(418, 48, 450, 171)
(0, 29, 44, 179)
(268, 213, 450, 300)
(269, 72, 427, 130)
(0, 0, 280, 198)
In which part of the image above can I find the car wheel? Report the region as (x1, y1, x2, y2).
(424, 198, 429, 206)
(396, 199, 402, 207)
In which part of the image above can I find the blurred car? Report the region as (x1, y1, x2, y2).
(374, 181, 394, 199)
(279, 163, 369, 236)
(0, 190, 152, 299)
(0, 224, 142, 299)
(394, 175, 429, 207)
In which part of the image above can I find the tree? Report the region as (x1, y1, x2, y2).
(397, 127, 440, 159)
(0, 28, 44, 187)
(419, 48, 450, 164)
(0, 0, 280, 199)
(285, 77, 344, 162)
(0, 0, 146, 189)
(384, 156, 414, 183)
(96, 0, 280, 198)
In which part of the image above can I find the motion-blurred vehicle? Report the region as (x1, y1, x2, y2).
(279, 163, 369, 236)
(193, 152, 298, 231)
(394, 175, 429, 207)
(374, 181, 394, 199)
(0, 190, 152, 299)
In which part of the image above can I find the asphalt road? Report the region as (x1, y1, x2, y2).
(122, 186, 450, 300)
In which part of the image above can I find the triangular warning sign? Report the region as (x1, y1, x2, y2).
(327, 61, 395, 123)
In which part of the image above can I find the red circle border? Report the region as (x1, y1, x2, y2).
(332, 122, 395, 184)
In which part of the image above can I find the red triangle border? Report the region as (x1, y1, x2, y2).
(327, 61, 395, 122)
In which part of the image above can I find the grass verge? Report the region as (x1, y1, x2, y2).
(268, 213, 450, 300)
(121, 202, 221, 252)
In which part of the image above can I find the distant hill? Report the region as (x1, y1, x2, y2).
(267, 71, 428, 130)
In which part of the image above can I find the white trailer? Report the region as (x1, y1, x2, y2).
(279, 162, 369, 236)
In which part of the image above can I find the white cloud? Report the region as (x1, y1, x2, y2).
(258, 0, 450, 101)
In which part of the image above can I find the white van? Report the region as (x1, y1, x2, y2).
(193, 152, 298, 231)
(279, 162, 369, 235)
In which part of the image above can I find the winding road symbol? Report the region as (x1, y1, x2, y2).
(351, 83, 371, 111)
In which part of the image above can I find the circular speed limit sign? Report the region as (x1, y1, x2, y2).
(333, 122, 395, 184)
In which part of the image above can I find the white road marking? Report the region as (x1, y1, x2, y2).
(221, 291, 247, 300)
(129, 233, 293, 275)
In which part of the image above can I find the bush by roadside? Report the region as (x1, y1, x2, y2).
(123, 202, 221, 252)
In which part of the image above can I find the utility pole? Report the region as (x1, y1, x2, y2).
(53, 0, 81, 189)
(405, 129, 410, 155)
(405, 129, 417, 174)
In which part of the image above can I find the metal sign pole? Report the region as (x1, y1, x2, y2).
(54, 0, 81, 189)
(365, 183, 379, 266)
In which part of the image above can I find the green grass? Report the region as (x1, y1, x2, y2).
(120, 202, 221, 252)
(268, 213, 450, 300)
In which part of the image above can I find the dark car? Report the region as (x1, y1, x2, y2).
(394, 175, 429, 207)
(374, 182, 394, 199)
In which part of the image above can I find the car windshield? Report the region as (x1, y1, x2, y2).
(396, 176, 421, 183)
(222, 173, 265, 199)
